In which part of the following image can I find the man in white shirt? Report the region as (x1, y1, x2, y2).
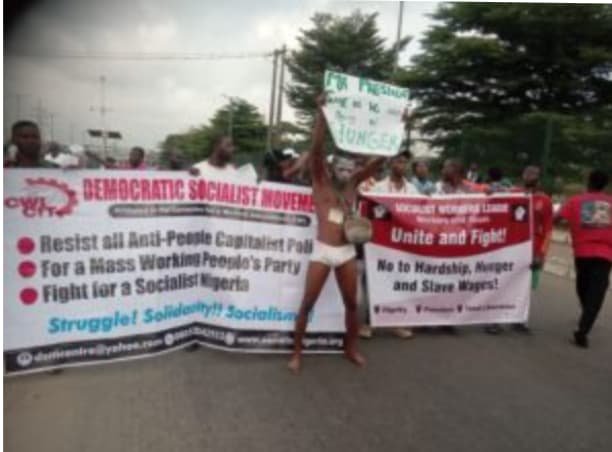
(435, 159, 476, 195)
(186, 134, 256, 353)
(360, 150, 417, 340)
(191, 135, 257, 183)
(44, 141, 81, 168)
(370, 151, 419, 195)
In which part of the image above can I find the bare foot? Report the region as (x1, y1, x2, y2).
(288, 354, 302, 375)
(344, 349, 366, 368)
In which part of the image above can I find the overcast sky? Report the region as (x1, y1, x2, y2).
(4, 0, 438, 150)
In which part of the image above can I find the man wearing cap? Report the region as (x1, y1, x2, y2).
(264, 148, 304, 184)
(44, 142, 81, 169)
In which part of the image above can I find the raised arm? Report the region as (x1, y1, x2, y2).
(309, 94, 328, 183)
(352, 156, 386, 185)
(282, 151, 311, 180)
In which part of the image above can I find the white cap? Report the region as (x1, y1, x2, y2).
(281, 148, 299, 159)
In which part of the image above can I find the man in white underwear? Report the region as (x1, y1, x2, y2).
(288, 94, 387, 374)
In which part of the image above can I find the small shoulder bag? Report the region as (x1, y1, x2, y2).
(333, 188, 373, 245)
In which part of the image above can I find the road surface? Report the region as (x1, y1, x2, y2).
(4, 272, 612, 452)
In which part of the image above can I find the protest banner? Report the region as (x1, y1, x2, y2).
(3, 171, 345, 375)
(322, 70, 409, 156)
(362, 194, 533, 326)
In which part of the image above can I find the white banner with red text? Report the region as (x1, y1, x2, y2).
(362, 194, 533, 327)
(3, 170, 345, 375)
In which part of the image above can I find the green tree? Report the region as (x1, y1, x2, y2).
(160, 98, 268, 167)
(400, 3, 612, 183)
(286, 11, 410, 127)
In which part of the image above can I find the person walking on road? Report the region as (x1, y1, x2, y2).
(557, 170, 612, 349)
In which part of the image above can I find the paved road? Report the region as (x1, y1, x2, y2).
(5, 273, 612, 452)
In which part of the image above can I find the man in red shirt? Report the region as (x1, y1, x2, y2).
(511, 166, 554, 333)
(557, 170, 612, 348)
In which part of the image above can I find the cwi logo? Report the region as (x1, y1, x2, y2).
(4, 178, 78, 218)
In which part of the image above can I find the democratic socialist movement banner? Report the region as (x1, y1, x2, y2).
(362, 194, 533, 327)
(322, 70, 410, 156)
(3, 170, 346, 375)
(3, 172, 533, 375)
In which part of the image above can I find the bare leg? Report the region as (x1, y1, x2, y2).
(335, 258, 365, 367)
(288, 261, 331, 374)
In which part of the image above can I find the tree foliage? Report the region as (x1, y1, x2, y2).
(160, 98, 268, 167)
(286, 11, 410, 128)
(399, 3, 612, 181)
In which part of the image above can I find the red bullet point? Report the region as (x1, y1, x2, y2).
(18, 261, 36, 278)
(17, 238, 35, 255)
(20, 288, 38, 305)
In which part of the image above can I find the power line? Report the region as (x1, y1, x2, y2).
(7, 51, 274, 61)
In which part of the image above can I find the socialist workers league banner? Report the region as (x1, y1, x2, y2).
(322, 70, 409, 156)
(363, 194, 533, 327)
(3, 170, 345, 375)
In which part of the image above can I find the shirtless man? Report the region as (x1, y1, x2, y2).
(288, 94, 390, 374)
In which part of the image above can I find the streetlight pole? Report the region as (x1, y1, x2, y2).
(275, 45, 286, 129)
(267, 49, 279, 152)
(394, 1, 405, 73)
(90, 75, 112, 157)
(100, 75, 108, 158)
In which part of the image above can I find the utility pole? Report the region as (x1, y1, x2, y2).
(90, 75, 110, 157)
(541, 115, 553, 188)
(404, 114, 412, 153)
(275, 45, 286, 133)
(394, 1, 404, 72)
(70, 122, 76, 143)
(267, 49, 279, 152)
(100, 75, 108, 157)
